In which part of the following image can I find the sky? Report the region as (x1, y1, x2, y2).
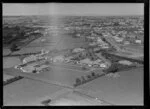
(3, 3, 144, 16)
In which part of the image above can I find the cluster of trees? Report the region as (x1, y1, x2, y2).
(3, 76, 23, 86)
(3, 25, 43, 53)
(3, 26, 26, 45)
(10, 44, 20, 52)
(74, 72, 100, 87)
(71, 52, 87, 62)
(84, 48, 98, 61)
(103, 62, 135, 74)
(74, 62, 136, 87)
(4, 51, 41, 57)
(113, 22, 120, 26)
(103, 63, 119, 73)
(10, 34, 41, 53)
(3, 26, 27, 53)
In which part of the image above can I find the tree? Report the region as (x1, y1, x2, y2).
(75, 78, 81, 85)
(81, 76, 86, 83)
(32, 69, 37, 73)
(103, 63, 118, 73)
(91, 72, 96, 77)
(10, 44, 20, 52)
(20, 31, 26, 38)
(86, 75, 92, 80)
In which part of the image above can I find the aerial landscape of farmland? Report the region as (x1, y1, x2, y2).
(3, 3, 144, 106)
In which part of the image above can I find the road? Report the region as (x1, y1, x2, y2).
(102, 35, 122, 52)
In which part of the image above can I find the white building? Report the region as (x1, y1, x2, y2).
(87, 36, 95, 40)
(80, 58, 92, 65)
(52, 55, 65, 62)
(97, 37, 103, 43)
(20, 65, 35, 73)
(23, 55, 37, 64)
(99, 63, 107, 68)
(101, 45, 109, 49)
(135, 40, 141, 44)
(23, 49, 49, 64)
(41, 39, 46, 42)
(118, 60, 132, 65)
(92, 59, 102, 65)
(40, 49, 49, 55)
(72, 48, 85, 53)
(34, 30, 40, 33)
(114, 36, 123, 42)
(76, 34, 81, 37)
(89, 42, 97, 46)
(14, 65, 21, 69)
(64, 56, 73, 62)
(35, 65, 49, 72)
(124, 41, 130, 45)
(80, 58, 103, 67)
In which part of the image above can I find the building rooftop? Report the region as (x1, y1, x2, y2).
(72, 48, 85, 53)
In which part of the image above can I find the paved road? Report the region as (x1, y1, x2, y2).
(103, 35, 121, 52)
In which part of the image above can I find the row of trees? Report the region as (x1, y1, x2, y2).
(74, 72, 100, 87)
(3, 76, 23, 86)
(4, 50, 41, 57)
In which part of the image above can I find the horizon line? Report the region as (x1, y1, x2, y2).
(3, 14, 144, 17)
